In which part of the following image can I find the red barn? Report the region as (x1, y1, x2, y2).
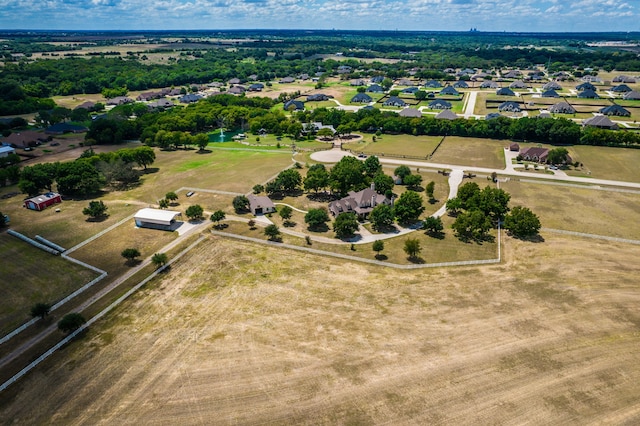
(24, 192, 62, 211)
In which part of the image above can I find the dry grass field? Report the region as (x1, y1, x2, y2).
(431, 136, 506, 169)
(567, 145, 640, 183)
(341, 134, 442, 158)
(2, 234, 639, 424)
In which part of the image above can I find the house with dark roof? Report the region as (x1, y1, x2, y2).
(542, 81, 562, 91)
(424, 80, 442, 88)
(452, 80, 469, 89)
(623, 91, 640, 100)
(248, 83, 264, 92)
(428, 99, 452, 110)
(480, 81, 499, 89)
(228, 78, 241, 85)
(350, 79, 366, 86)
(509, 142, 520, 151)
(503, 70, 521, 79)
(439, 86, 459, 96)
(485, 113, 502, 120)
(137, 91, 164, 101)
(383, 96, 407, 107)
(498, 101, 521, 112)
(399, 108, 422, 118)
(3, 131, 49, 148)
(351, 93, 372, 103)
(328, 184, 390, 219)
(583, 115, 618, 130)
(106, 96, 133, 106)
(147, 99, 174, 109)
(578, 89, 599, 99)
(520, 147, 549, 163)
(227, 86, 246, 95)
(549, 102, 576, 114)
(613, 75, 636, 83)
(396, 78, 413, 86)
(435, 110, 458, 120)
(307, 93, 330, 101)
(576, 82, 597, 92)
(179, 94, 203, 103)
(471, 72, 490, 81)
(541, 89, 560, 98)
(44, 123, 88, 135)
(401, 86, 420, 94)
(611, 84, 632, 93)
(279, 77, 295, 84)
(509, 80, 527, 89)
(537, 111, 552, 119)
(370, 76, 385, 83)
(600, 105, 631, 117)
(283, 100, 305, 111)
(366, 84, 384, 93)
(74, 101, 96, 110)
(496, 87, 516, 96)
(248, 195, 276, 215)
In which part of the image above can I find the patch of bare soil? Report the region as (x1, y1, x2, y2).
(2, 233, 640, 424)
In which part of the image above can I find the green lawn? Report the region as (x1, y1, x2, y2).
(0, 234, 99, 335)
(567, 145, 640, 183)
(430, 136, 506, 169)
(501, 180, 640, 240)
(342, 134, 442, 158)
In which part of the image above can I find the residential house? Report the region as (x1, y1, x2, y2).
(496, 87, 516, 96)
(328, 184, 390, 219)
(582, 115, 618, 130)
(613, 75, 636, 83)
(283, 100, 305, 111)
(350, 79, 366, 86)
(0, 144, 16, 157)
(509, 80, 527, 89)
(74, 101, 96, 110)
(452, 80, 469, 89)
(396, 78, 413, 86)
(520, 147, 549, 163)
(228, 78, 241, 85)
(623, 91, 640, 100)
(577, 89, 599, 99)
(537, 111, 552, 119)
(611, 84, 632, 93)
(485, 113, 502, 120)
(439, 86, 459, 96)
(509, 142, 520, 151)
(44, 123, 89, 135)
(179, 94, 203, 103)
(351, 93, 372, 103)
(435, 110, 458, 120)
(383, 96, 407, 107)
(503, 70, 521, 79)
(366, 84, 384, 93)
(3, 131, 49, 148)
(599, 105, 631, 117)
(549, 102, 576, 114)
(147, 99, 174, 109)
(106, 96, 133, 106)
(24, 192, 62, 211)
(248, 195, 276, 215)
(137, 91, 163, 101)
(498, 101, 521, 112)
(541, 89, 560, 98)
(248, 83, 264, 92)
(370, 76, 385, 83)
(307, 93, 330, 101)
(279, 77, 296, 84)
(399, 108, 422, 118)
(428, 99, 452, 110)
(401, 86, 420, 94)
(227, 86, 246, 95)
(480, 81, 499, 89)
(424, 79, 442, 88)
(542, 81, 562, 91)
(576, 82, 597, 92)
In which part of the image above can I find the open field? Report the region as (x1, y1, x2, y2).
(0, 234, 98, 335)
(501, 180, 640, 240)
(431, 136, 506, 169)
(342, 134, 441, 158)
(2, 234, 639, 424)
(567, 145, 640, 183)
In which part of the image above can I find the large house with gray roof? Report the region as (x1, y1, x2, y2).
(328, 184, 391, 219)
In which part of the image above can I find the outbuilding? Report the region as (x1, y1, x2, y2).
(248, 195, 276, 215)
(134, 208, 182, 231)
(24, 192, 62, 211)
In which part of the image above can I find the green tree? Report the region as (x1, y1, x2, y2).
(547, 147, 569, 165)
(317, 127, 334, 139)
(158, 198, 169, 209)
(131, 146, 155, 169)
(57, 313, 86, 333)
(362, 155, 382, 177)
(210, 210, 226, 228)
(452, 210, 492, 242)
(394, 190, 425, 224)
(304, 208, 330, 231)
(373, 173, 395, 195)
(194, 133, 209, 151)
(232, 195, 250, 213)
(333, 212, 359, 239)
(151, 252, 168, 268)
(264, 224, 281, 241)
(404, 173, 423, 189)
(403, 238, 422, 260)
(121, 248, 141, 264)
(252, 184, 265, 194)
(30, 302, 51, 320)
(279, 205, 293, 225)
(304, 164, 330, 193)
(476, 186, 511, 223)
(425, 181, 435, 200)
(394, 165, 411, 181)
(275, 169, 302, 193)
(165, 191, 178, 203)
(415, 90, 427, 100)
(330, 156, 367, 196)
(82, 200, 108, 220)
(457, 182, 481, 210)
(185, 204, 204, 220)
(503, 206, 541, 239)
(445, 197, 462, 216)
(369, 203, 395, 231)
(422, 216, 444, 237)
(372, 240, 384, 258)
(381, 78, 393, 90)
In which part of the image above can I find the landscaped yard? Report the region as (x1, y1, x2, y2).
(430, 136, 506, 169)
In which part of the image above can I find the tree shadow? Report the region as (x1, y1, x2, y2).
(283, 221, 296, 228)
(141, 167, 159, 174)
(408, 185, 424, 192)
(510, 233, 545, 243)
(307, 192, 337, 202)
(428, 198, 439, 205)
(307, 223, 329, 233)
(196, 149, 213, 154)
(85, 215, 109, 223)
(425, 230, 445, 240)
(374, 254, 388, 261)
(407, 256, 425, 264)
(124, 259, 142, 267)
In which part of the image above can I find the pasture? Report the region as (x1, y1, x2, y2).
(341, 134, 442, 158)
(430, 136, 506, 169)
(2, 234, 639, 424)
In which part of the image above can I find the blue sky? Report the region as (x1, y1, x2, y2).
(1, 0, 638, 32)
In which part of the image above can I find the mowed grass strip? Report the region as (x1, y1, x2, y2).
(501, 180, 640, 240)
(430, 136, 506, 169)
(0, 234, 98, 334)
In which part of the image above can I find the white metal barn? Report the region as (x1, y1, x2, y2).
(134, 208, 182, 231)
